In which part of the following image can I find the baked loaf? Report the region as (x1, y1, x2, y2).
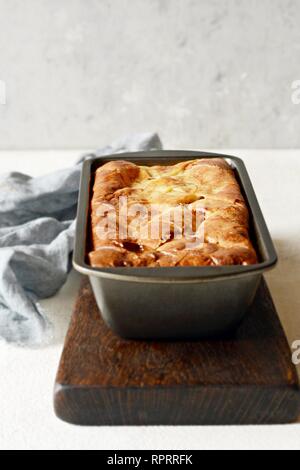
(89, 158, 258, 268)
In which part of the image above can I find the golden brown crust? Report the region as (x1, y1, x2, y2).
(89, 158, 258, 268)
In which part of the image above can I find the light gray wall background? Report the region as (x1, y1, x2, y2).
(0, 0, 300, 150)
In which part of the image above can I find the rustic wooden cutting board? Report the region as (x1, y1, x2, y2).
(54, 278, 300, 425)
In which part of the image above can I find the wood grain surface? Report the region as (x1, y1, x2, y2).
(54, 278, 300, 425)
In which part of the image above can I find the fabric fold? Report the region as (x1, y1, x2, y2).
(0, 133, 162, 345)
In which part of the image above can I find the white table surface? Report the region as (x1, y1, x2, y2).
(0, 149, 300, 450)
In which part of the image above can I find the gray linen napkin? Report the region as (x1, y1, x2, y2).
(0, 133, 162, 346)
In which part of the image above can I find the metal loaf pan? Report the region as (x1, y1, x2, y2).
(73, 150, 277, 339)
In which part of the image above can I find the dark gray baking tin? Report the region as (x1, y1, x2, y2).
(73, 150, 277, 339)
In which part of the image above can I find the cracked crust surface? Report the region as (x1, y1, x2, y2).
(89, 158, 258, 268)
